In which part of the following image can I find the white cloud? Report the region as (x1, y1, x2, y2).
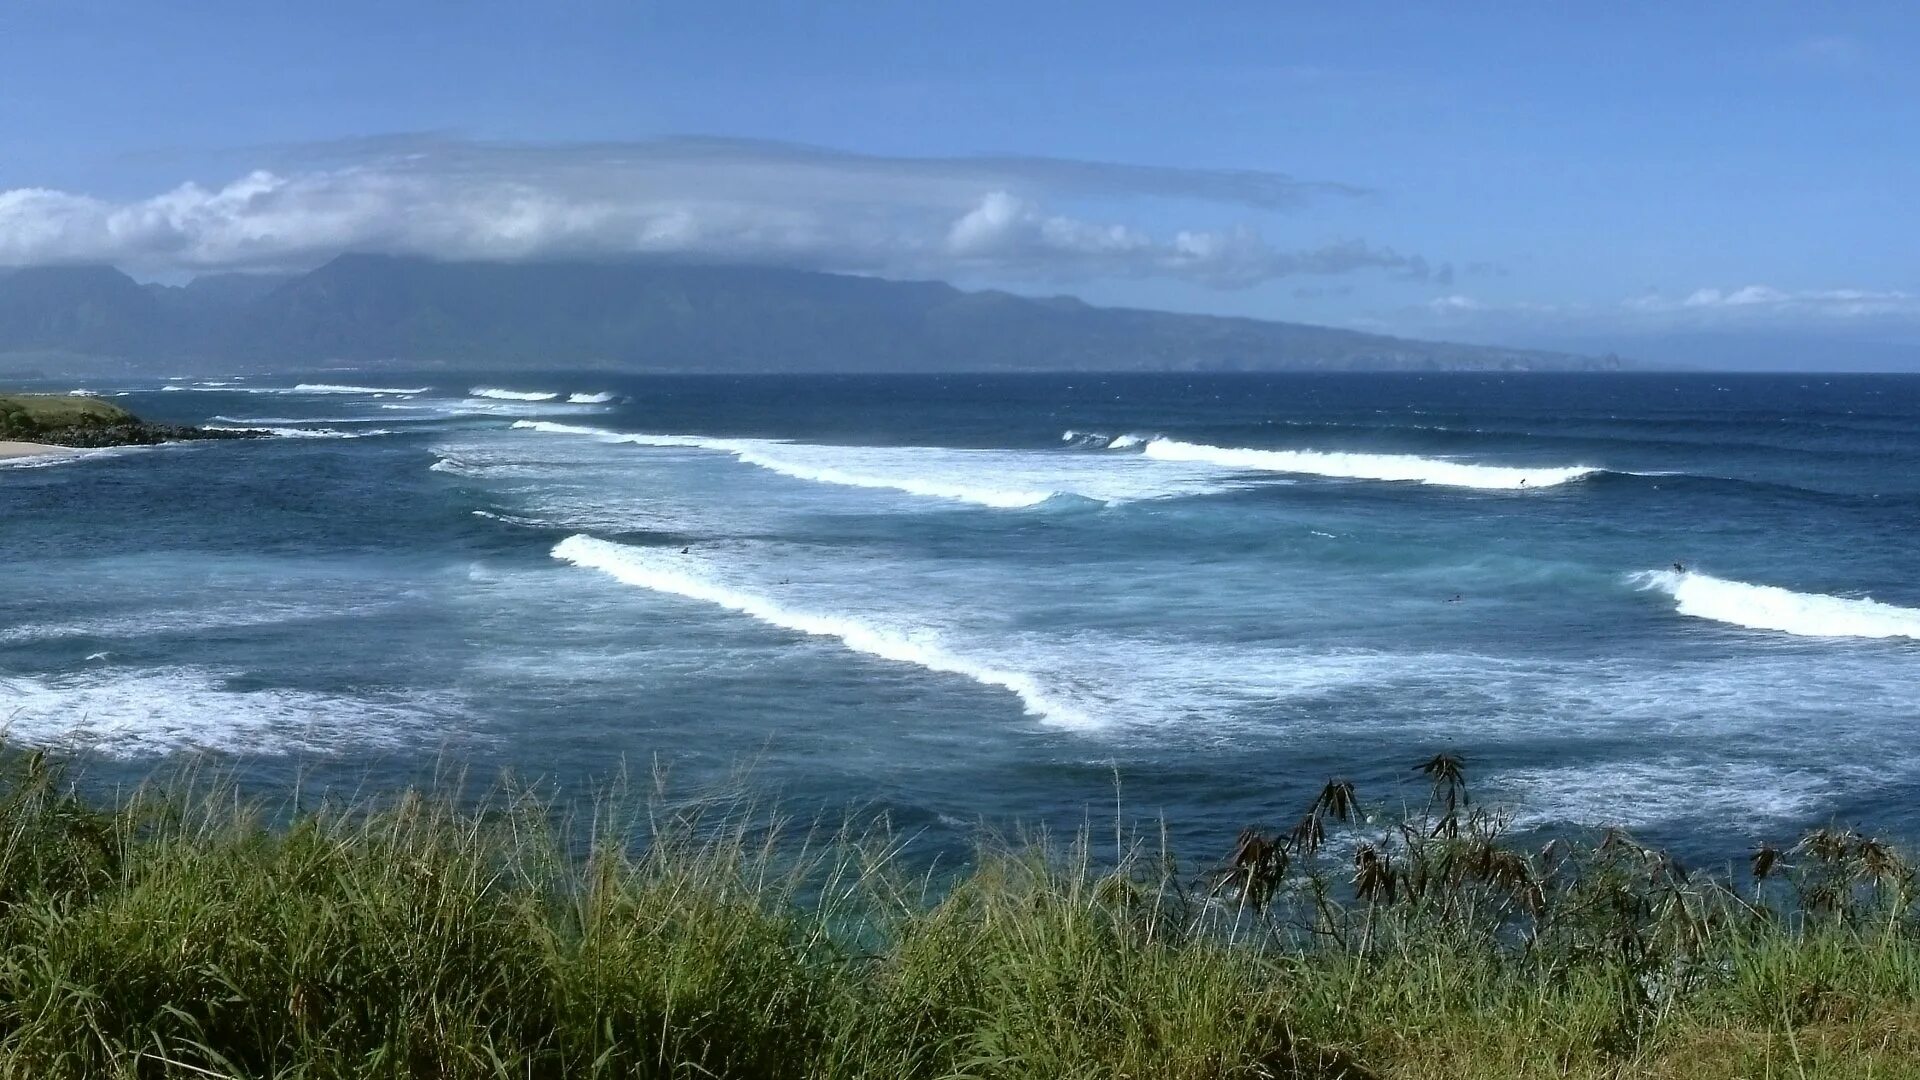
(0, 136, 1435, 287)
(1406, 283, 1920, 339)
(1658, 284, 1917, 319)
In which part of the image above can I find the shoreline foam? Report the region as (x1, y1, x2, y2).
(0, 441, 77, 463)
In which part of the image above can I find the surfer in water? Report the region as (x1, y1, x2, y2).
(1672, 561, 1687, 574)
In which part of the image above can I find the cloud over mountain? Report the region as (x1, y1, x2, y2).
(0, 136, 1438, 287)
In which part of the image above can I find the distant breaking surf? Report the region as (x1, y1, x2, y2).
(1635, 569, 1920, 639)
(471, 387, 560, 401)
(1133, 437, 1599, 490)
(514, 421, 1057, 508)
(290, 384, 429, 395)
(551, 535, 1091, 727)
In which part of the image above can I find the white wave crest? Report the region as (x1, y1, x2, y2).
(1635, 570, 1920, 639)
(471, 387, 559, 401)
(67, 389, 98, 397)
(1060, 430, 1145, 450)
(552, 535, 1091, 727)
(204, 425, 393, 439)
(514, 422, 1057, 508)
(1138, 437, 1598, 490)
(567, 392, 615, 404)
(291, 383, 429, 395)
(210, 414, 439, 425)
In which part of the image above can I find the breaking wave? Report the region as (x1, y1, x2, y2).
(567, 392, 615, 404)
(471, 387, 559, 401)
(1634, 570, 1920, 639)
(210, 414, 441, 425)
(1136, 437, 1600, 490)
(205, 425, 394, 439)
(513, 422, 1057, 508)
(1063, 430, 1147, 450)
(290, 384, 429, 395)
(552, 535, 1091, 727)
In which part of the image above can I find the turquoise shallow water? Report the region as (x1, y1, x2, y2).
(4, 372, 1919, 859)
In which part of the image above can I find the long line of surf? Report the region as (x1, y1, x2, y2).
(1635, 569, 1920, 639)
(551, 535, 1090, 726)
(514, 421, 1055, 508)
(1134, 436, 1599, 490)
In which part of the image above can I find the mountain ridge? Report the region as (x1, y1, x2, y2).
(0, 255, 1625, 374)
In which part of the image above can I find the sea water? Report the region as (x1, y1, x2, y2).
(5, 373, 1919, 860)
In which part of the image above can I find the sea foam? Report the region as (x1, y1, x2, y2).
(0, 668, 443, 758)
(1136, 437, 1598, 490)
(552, 535, 1092, 727)
(567, 392, 616, 404)
(1635, 570, 1920, 639)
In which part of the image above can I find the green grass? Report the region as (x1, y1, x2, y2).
(0, 392, 134, 439)
(0, 747, 1916, 1078)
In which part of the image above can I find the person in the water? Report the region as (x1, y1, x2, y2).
(1673, 561, 1687, 573)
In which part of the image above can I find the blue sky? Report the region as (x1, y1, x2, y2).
(2, 1, 1916, 347)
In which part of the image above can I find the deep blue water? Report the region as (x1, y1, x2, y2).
(5, 372, 1919, 861)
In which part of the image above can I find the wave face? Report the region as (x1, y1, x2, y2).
(1637, 570, 1920, 639)
(552, 535, 1091, 726)
(513, 421, 1242, 507)
(471, 387, 559, 401)
(567, 392, 615, 404)
(291, 384, 429, 395)
(1138, 437, 1599, 490)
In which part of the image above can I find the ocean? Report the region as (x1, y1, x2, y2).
(5, 372, 1919, 861)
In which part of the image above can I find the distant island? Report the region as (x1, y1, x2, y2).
(0, 256, 1626, 376)
(0, 392, 260, 459)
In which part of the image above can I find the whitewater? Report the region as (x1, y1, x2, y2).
(552, 535, 1093, 727)
(1136, 437, 1600, 490)
(9, 371, 1920, 858)
(1637, 570, 1920, 639)
(511, 420, 1239, 507)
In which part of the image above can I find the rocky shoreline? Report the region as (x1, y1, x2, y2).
(1, 392, 270, 449)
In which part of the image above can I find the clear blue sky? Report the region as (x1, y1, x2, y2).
(2, 1, 1915, 346)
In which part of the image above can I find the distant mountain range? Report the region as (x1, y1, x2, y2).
(0, 255, 1623, 375)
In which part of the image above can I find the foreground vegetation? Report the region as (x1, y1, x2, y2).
(0, 749, 1916, 1078)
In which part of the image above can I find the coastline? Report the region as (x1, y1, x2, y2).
(0, 440, 77, 462)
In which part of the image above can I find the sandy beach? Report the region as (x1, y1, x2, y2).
(0, 440, 75, 462)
